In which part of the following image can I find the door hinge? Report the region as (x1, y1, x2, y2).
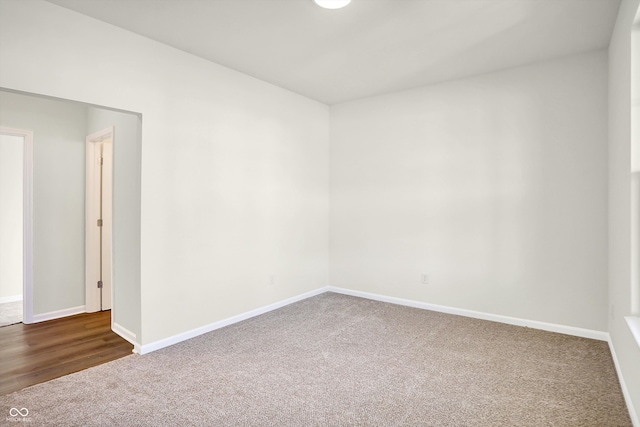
(100, 157, 104, 165)
(97, 219, 103, 227)
(97, 280, 103, 289)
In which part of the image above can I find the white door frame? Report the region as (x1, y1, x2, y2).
(85, 127, 114, 313)
(0, 126, 34, 324)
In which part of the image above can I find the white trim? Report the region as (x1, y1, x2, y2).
(326, 286, 609, 341)
(608, 337, 640, 427)
(0, 126, 33, 324)
(139, 285, 612, 354)
(0, 294, 23, 304)
(31, 305, 86, 323)
(632, 172, 640, 315)
(23, 130, 33, 324)
(135, 286, 635, 420)
(85, 127, 114, 313)
(138, 287, 327, 355)
(112, 322, 140, 353)
(625, 316, 640, 350)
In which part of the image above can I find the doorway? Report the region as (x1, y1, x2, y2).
(85, 127, 113, 312)
(0, 89, 141, 348)
(0, 127, 33, 326)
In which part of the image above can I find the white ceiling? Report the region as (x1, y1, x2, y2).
(46, 0, 621, 105)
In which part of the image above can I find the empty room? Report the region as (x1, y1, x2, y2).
(0, 0, 639, 425)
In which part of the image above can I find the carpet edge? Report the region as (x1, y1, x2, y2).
(138, 287, 330, 355)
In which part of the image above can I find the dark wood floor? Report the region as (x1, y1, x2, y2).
(0, 310, 133, 395)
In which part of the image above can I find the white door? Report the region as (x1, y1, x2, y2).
(0, 127, 33, 324)
(86, 128, 113, 312)
(0, 134, 24, 324)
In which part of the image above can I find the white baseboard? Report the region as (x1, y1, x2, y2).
(135, 285, 634, 420)
(32, 305, 86, 323)
(0, 294, 23, 304)
(327, 286, 609, 341)
(608, 338, 639, 427)
(112, 322, 140, 353)
(140, 285, 610, 355)
(329, 288, 640, 419)
(138, 287, 328, 355)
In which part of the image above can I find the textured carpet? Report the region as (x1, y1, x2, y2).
(0, 293, 631, 426)
(0, 301, 22, 327)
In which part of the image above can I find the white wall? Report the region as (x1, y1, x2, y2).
(609, 0, 640, 421)
(0, 0, 329, 345)
(0, 134, 23, 299)
(633, 19, 640, 174)
(0, 91, 87, 315)
(632, 10, 640, 317)
(330, 50, 609, 332)
(86, 107, 142, 340)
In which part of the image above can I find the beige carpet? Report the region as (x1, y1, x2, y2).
(0, 300, 22, 327)
(0, 293, 631, 426)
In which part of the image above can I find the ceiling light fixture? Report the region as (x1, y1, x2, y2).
(314, 0, 351, 10)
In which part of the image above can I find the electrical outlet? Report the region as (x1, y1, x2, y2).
(270, 275, 275, 286)
(421, 273, 429, 285)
